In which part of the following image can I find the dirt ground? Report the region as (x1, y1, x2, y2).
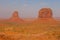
(0, 18, 60, 40)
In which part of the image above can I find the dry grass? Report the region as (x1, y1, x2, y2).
(0, 20, 60, 40)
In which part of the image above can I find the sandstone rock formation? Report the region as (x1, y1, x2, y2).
(9, 11, 24, 23)
(38, 8, 52, 18)
(33, 8, 57, 24)
(12, 11, 19, 19)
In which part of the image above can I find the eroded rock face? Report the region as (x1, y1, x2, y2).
(10, 11, 20, 21)
(38, 8, 52, 18)
(9, 11, 24, 23)
(12, 11, 19, 19)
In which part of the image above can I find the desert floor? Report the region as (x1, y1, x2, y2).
(0, 19, 60, 40)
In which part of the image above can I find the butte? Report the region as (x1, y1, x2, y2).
(38, 8, 52, 18)
(33, 8, 58, 25)
(9, 11, 24, 23)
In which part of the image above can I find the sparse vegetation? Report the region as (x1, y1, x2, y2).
(0, 21, 60, 40)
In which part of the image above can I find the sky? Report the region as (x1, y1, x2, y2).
(0, 0, 60, 19)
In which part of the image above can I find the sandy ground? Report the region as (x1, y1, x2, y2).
(0, 18, 60, 40)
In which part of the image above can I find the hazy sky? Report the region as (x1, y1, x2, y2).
(0, 0, 60, 18)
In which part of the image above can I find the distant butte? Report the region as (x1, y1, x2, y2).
(33, 8, 58, 24)
(9, 11, 24, 22)
(38, 8, 52, 18)
(10, 11, 20, 20)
